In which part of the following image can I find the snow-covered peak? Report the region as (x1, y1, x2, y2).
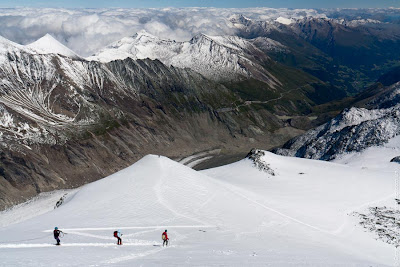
(229, 14, 252, 24)
(132, 29, 159, 41)
(189, 33, 249, 52)
(328, 107, 388, 133)
(336, 18, 383, 27)
(91, 31, 254, 63)
(27, 34, 80, 59)
(189, 33, 212, 44)
(87, 30, 176, 63)
(108, 30, 161, 48)
(229, 14, 253, 30)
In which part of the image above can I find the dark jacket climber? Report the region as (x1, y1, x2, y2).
(53, 227, 63, 245)
(114, 230, 122, 245)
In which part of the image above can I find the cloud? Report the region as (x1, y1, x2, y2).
(0, 7, 328, 57)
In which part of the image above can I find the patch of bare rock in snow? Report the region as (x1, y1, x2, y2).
(352, 202, 400, 247)
(246, 148, 276, 176)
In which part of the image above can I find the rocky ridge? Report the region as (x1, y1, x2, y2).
(273, 81, 400, 160)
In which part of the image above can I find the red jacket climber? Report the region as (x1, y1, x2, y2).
(162, 230, 169, 247)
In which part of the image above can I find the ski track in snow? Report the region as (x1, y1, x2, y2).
(103, 220, 207, 264)
(153, 159, 210, 226)
(0, 243, 157, 249)
(42, 225, 215, 232)
(210, 177, 392, 237)
(122, 228, 160, 238)
(213, 179, 334, 234)
(103, 246, 168, 264)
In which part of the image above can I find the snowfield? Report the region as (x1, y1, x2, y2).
(0, 151, 396, 266)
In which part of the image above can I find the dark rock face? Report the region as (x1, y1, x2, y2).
(390, 156, 400, 163)
(287, 116, 312, 130)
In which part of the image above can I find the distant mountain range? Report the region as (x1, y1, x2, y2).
(2, 13, 400, 210)
(230, 15, 400, 94)
(88, 30, 280, 86)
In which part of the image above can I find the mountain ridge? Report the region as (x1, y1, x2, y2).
(1, 20, 396, 210)
(0, 34, 310, 210)
(274, 82, 400, 160)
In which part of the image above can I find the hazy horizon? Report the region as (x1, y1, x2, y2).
(1, 0, 400, 9)
(0, 6, 399, 57)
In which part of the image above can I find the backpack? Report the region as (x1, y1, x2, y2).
(114, 231, 118, 237)
(162, 234, 166, 240)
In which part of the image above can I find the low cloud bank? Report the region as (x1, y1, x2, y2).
(0, 8, 324, 56)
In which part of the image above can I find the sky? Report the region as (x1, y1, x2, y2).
(1, 0, 400, 9)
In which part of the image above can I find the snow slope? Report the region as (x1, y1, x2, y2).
(0, 154, 395, 266)
(0, 189, 79, 228)
(333, 134, 400, 169)
(27, 34, 81, 59)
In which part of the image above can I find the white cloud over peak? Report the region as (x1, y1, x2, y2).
(0, 7, 326, 56)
